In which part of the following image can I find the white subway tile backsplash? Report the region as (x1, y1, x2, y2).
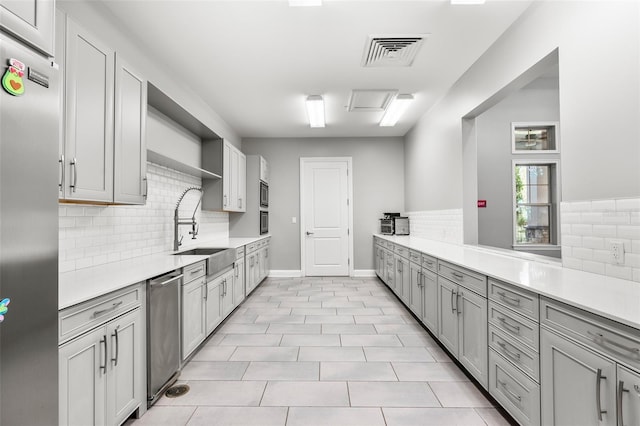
(59, 162, 229, 272)
(561, 198, 640, 283)
(406, 209, 463, 245)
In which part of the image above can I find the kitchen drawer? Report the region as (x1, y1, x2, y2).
(409, 250, 421, 264)
(489, 301, 539, 351)
(246, 242, 258, 253)
(184, 260, 206, 282)
(374, 237, 382, 247)
(236, 246, 245, 259)
(489, 348, 541, 426)
(438, 261, 486, 296)
(59, 284, 142, 344)
(541, 297, 640, 371)
(393, 245, 409, 259)
(489, 278, 539, 322)
(489, 324, 539, 381)
(421, 254, 437, 272)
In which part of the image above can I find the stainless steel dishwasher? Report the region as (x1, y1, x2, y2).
(147, 270, 183, 406)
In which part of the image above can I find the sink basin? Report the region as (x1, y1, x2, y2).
(173, 247, 236, 277)
(173, 248, 226, 256)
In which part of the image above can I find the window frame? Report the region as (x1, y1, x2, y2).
(511, 121, 560, 154)
(511, 159, 560, 249)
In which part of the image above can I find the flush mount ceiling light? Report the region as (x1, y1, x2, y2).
(379, 94, 414, 127)
(305, 95, 325, 128)
(450, 0, 486, 4)
(289, 0, 322, 6)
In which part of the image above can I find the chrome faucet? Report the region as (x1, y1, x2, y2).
(174, 187, 203, 251)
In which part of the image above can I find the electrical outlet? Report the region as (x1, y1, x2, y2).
(292, 217, 297, 224)
(610, 241, 625, 264)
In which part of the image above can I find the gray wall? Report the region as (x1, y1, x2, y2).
(241, 137, 404, 272)
(477, 77, 560, 255)
(405, 1, 640, 213)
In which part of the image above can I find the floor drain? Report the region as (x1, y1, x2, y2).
(165, 384, 190, 398)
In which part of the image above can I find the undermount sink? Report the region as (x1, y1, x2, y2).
(172, 248, 227, 256)
(173, 247, 236, 277)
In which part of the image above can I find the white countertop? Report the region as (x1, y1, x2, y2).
(59, 236, 269, 310)
(375, 235, 640, 330)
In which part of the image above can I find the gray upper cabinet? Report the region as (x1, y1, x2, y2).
(61, 17, 114, 202)
(57, 12, 147, 205)
(0, 0, 54, 56)
(202, 139, 246, 212)
(114, 55, 147, 204)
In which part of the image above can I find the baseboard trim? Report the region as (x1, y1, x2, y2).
(268, 270, 303, 278)
(353, 269, 376, 277)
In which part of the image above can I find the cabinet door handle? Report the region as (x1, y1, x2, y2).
(223, 194, 227, 207)
(70, 157, 78, 192)
(451, 290, 457, 314)
(143, 176, 148, 199)
(417, 271, 422, 287)
(618, 380, 629, 426)
(111, 328, 119, 366)
(497, 291, 521, 306)
(238, 197, 242, 208)
(456, 292, 463, 315)
(498, 316, 521, 334)
(498, 380, 522, 403)
(59, 154, 65, 190)
(596, 368, 608, 421)
(204, 282, 208, 300)
(99, 335, 107, 374)
(497, 341, 521, 361)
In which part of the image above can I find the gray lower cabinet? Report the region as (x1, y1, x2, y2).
(233, 256, 246, 306)
(541, 327, 617, 426)
(182, 275, 207, 360)
(408, 260, 422, 317)
(421, 269, 438, 335)
(438, 275, 488, 388)
(394, 254, 410, 304)
(617, 365, 640, 426)
(540, 297, 640, 426)
(59, 285, 144, 426)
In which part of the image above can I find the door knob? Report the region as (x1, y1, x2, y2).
(306, 231, 314, 235)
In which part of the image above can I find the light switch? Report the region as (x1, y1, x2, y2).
(292, 217, 297, 224)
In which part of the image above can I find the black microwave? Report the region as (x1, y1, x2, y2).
(260, 181, 268, 208)
(260, 210, 268, 235)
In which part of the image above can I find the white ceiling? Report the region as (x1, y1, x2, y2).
(100, 0, 533, 139)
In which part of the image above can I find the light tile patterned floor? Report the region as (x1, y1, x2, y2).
(128, 277, 513, 426)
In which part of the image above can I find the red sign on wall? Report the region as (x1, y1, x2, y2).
(477, 200, 487, 208)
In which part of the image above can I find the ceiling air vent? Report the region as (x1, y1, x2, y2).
(362, 34, 428, 67)
(347, 89, 397, 112)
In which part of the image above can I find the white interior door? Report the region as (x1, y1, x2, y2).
(301, 158, 352, 276)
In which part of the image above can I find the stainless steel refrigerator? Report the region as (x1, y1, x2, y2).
(0, 29, 59, 426)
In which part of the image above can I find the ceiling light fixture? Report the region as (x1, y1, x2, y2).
(379, 94, 413, 127)
(305, 95, 325, 128)
(289, 0, 322, 6)
(450, 0, 486, 4)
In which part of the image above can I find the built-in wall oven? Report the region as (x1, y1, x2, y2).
(260, 210, 269, 234)
(260, 181, 268, 208)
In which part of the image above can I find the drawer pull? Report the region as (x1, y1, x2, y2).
(497, 291, 521, 306)
(498, 380, 522, 403)
(190, 268, 204, 275)
(497, 341, 522, 361)
(596, 368, 608, 421)
(498, 316, 521, 334)
(92, 301, 123, 318)
(618, 380, 629, 426)
(451, 272, 464, 280)
(587, 331, 640, 359)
